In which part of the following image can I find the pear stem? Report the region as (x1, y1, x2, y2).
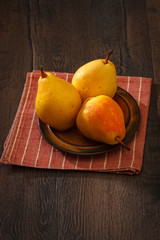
(40, 66, 47, 78)
(115, 136, 130, 151)
(104, 49, 113, 64)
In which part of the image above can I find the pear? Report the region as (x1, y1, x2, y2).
(35, 67, 82, 131)
(76, 95, 129, 149)
(72, 50, 117, 102)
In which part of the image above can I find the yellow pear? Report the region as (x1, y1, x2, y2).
(72, 50, 117, 102)
(76, 95, 129, 149)
(35, 67, 82, 131)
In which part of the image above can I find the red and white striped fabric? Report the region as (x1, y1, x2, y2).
(0, 71, 152, 175)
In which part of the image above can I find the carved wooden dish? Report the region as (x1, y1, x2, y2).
(38, 87, 140, 155)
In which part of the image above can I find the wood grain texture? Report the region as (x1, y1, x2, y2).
(146, 0, 160, 118)
(0, 0, 160, 240)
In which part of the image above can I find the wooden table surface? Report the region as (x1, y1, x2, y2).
(0, 0, 160, 239)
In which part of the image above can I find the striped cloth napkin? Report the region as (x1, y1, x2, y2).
(0, 71, 152, 175)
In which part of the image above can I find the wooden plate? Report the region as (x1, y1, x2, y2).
(38, 87, 140, 155)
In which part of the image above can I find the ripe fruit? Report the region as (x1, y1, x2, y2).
(35, 67, 82, 131)
(76, 95, 129, 149)
(72, 50, 117, 101)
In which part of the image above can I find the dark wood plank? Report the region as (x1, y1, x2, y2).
(146, 0, 160, 118)
(0, 0, 160, 240)
(142, 2, 160, 239)
(146, 0, 160, 84)
(0, 0, 32, 155)
(0, 1, 58, 239)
